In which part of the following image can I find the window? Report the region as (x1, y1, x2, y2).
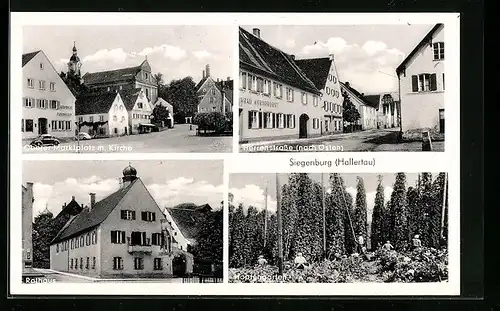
(111, 230, 126, 244)
(50, 82, 55, 91)
(301, 92, 308, 105)
(142, 211, 156, 222)
(58, 120, 64, 130)
(248, 110, 259, 129)
(154, 258, 163, 270)
(80, 257, 83, 269)
(114, 128, 118, 134)
(412, 74, 437, 92)
(27, 78, 34, 88)
(86, 257, 90, 269)
(120, 210, 136, 220)
(145, 88, 149, 99)
(240, 72, 247, 89)
(113, 257, 123, 270)
(209, 97, 214, 104)
(70, 258, 74, 269)
(251, 75, 257, 91)
(442, 73, 445, 90)
(75, 258, 78, 269)
(313, 118, 320, 129)
(51, 120, 57, 130)
(277, 113, 285, 129)
(131, 231, 148, 246)
(99, 115, 104, 122)
(121, 116, 125, 123)
(274, 82, 283, 98)
(56, 243, 59, 253)
(211, 88, 216, 95)
(152, 233, 162, 245)
(433, 42, 445, 60)
(80, 236, 85, 247)
(264, 80, 271, 95)
(40, 63, 44, 70)
(39, 80, 46, 90)
(85, 233, 90, 245)
(286, 88, 294, 102)
(313, 96, 319, 107)
(36, 99, 47, 109)
(50, 100, 58, 109)
(66, 121, 71, 130)
(134, 257, 144, 270)
(24, 97, 33, 108)
(92, 257, 96, 269)
(138, 102, 143, 109)
(263, 112, 274, 129)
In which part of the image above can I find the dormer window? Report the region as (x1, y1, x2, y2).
(433, 42, 444, 60)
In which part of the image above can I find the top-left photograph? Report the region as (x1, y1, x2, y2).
(21, 25, 234, 153)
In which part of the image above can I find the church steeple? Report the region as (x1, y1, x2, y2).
(68, 41, 82, 78)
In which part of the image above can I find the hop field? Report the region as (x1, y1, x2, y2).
(228, 247, 448, 283)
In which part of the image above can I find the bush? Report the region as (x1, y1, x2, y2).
(193, 112, 232, 134)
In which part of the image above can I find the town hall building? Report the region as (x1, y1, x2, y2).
(49, 165, 194, 278)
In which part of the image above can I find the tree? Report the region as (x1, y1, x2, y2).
(280, 181, 299, 261)
(153, 72, 164, 90)
(343, 192, 356, 254)
(429, 173, 447, 248)
(390, 173, 408, 250)
(160, 77, 198, 123)
(418, 173, 433, 246)
(353, 176, 368, 243)
(371, 175, 385, 250)
(342, 90, 361, 132)
(151, 104, 171, 126)
(325, 173, 347, 258)
(59, 71, 88, 97)
(406, 186, 420, 241)
(32, 210, 58, 268)
(229, 203, 246, 267)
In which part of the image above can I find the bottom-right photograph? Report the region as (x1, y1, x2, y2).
(228, 172, 449, 283)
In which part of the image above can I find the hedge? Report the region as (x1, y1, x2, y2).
(193, 111, 232, 134)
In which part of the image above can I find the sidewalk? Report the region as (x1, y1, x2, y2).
(35, 268, 183, 282)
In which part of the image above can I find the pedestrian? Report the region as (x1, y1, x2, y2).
(383, 240, 394, 251)
(294, 252, 308, 270)
(357, 234, 366, 254)
(412, 235, 422, 249)
(256, 255, 267, 266)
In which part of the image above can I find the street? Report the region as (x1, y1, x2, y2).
(29, 269, 186, 283)
(23, 124, 232, 153)
(240, 129, 445, 152)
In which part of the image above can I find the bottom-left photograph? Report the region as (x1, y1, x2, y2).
(21, 160, 223, 283)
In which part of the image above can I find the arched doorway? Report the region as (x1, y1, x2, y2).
(38, 118, 48, 135)
(299, 114, 309, 138)
(172, 254, 187, 277)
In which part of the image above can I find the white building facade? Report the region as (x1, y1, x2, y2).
(397, 23, 445, 134)
(22, 51, 76, 140)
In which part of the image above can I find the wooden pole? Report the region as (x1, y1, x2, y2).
(276, 173, 284, 275)
(440, 173, 448, 239)
(264, 185, 268, 247)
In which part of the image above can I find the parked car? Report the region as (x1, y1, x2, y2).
(29, 134, 60, 147)
(76, 132, 92, 140)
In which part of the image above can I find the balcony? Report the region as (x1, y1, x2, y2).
(127, 237, 152, 254)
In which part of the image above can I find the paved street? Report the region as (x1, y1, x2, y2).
(30, 269, 186, 283)
(23, 124, 232, 153)
(240, 128, 444, 152)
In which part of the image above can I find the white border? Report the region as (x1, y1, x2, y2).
(10, 12, 460, 296)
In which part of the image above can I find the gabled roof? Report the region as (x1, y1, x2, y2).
(215, 80, 234, 104)
(51, 180, 137, 244)
(195, 77, 209, 90)
(75, 91, 119, 115)
(166, 203, 212, 240)
(83, 65, 141, 85)
(295, 57, 332, 90)
(396, 23, 444, 75)
(239, 27, 321, 95)
(340, 82, 373, 107)
(119, 88, 143, 111)
(22, 51, 42, 67)
(364, 94, 381, 109)
(54, 197, 82, 220)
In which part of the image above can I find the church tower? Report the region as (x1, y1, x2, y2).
(67, 42, 82, 77)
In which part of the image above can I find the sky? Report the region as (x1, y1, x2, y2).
(241, 25, 434, 94)
(23, 25, 234, 84)
(229, 173, 444, 223)
(22, 160, 224, 218)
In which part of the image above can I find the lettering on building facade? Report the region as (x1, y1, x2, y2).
(239, 97, 279, 109)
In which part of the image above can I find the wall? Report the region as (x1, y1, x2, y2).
(239, 70, 324, 142)
(197, 79, 226, 113)
(22, 51, 76, 139)
(50, 227, 101, 277)
(22, 184, 34, 269)
(399, 25, 445, 132)
(99, 179, 172, 278)
(107, 94, 129, 136)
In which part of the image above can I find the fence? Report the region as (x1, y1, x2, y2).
(182, 273, 223, 283)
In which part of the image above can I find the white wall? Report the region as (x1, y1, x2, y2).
(321, 59, 344, 133)
(108, 94, 129, 136)
(128, 90, 153, 134)
(22, 51, 76, 139)
(399, 25, 445, 132)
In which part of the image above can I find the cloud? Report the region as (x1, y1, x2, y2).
(298, 37, 405, 93)
(32, 176, 223, 219)
(285, 38, 296, 49)
(133, 44, 187, 61)
(192, 50, 212, 60)
(229, 185, 277, 214)
(82, 48, 130, 64)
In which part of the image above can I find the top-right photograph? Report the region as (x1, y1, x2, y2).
(238, 24, 446, 153)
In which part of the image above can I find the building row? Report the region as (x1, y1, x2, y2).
(238, 27, 399, 143)
(22, 165, 216, 278)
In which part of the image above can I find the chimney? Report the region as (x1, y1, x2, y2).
(345, 82, 350, 88)
(217, 78, 220, 82)
(89, 193, 96, 210)
(290, 54, 295, 61)
(205, 64, 210, 78)
(227, 76, 230, 81)
(329, 53, 335, 61)
(253, 28, 261, 39)
(72, 195, 75, 201)
(202, 70, 206, 79)
(222, 91, 226, 113)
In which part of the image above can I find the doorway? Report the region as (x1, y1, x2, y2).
(172, 254, 187, 277)
(439, 109, 445, 133)
(38, 118, 48, 135)
(299, 114, 309, 138)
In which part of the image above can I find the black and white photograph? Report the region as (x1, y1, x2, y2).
(228, 173, 449, 283)
(21, 160, 223, 283)
(239, 24, 446, 152)
(21, 25, 234, 153)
